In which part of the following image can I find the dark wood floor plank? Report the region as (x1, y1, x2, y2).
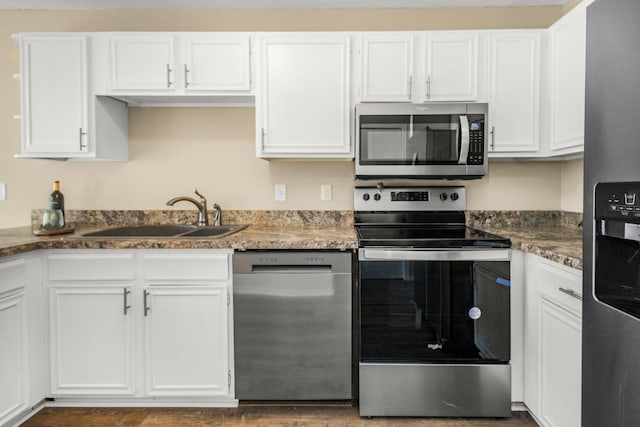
(21, 406, 538, 427)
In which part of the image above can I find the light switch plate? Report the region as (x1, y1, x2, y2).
(0, 183, 5, 200)
(321, 184, 332, 201)
(275, 184, 286, 201)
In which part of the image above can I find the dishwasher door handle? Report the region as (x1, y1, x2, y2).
(250, 265, 333, 274)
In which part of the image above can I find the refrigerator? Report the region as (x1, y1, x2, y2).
(583, 0, 640, 425)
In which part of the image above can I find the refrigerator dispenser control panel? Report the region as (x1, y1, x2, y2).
(596, 182, 640, 221)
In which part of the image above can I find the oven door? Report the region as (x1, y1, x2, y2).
(358, 248, 511, 364)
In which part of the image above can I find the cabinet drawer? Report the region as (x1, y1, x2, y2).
(143, 253, 230, 282)
(48, 253, 136, 281)
(0, 258, 27, 295)
(537, 257, 582, 316)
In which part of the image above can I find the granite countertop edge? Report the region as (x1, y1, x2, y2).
(476, 225, 583, 271)
(0, 224, 359, 258)
(0, 222, 583, 270)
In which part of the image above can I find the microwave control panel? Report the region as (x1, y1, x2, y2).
(595, 181, 640, 221)
(467, 120, 484, 165)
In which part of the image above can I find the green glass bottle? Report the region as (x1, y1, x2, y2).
(49, 180, 65, 212)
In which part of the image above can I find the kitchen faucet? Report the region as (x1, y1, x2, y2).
(212, 203, 222, 227)
(166, 189, 213, 226)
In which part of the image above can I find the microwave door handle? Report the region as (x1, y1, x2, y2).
(458, 115, 470, 165)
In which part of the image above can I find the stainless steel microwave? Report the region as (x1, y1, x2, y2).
(355, 103, 488, 179)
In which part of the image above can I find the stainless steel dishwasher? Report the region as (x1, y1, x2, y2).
(233, 251, 352, 400)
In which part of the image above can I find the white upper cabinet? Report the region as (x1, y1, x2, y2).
(108, 33, 252, 96)
(359, 31, 479, 103)
(181, 34, 251, 92)
(20, 35, 88, 156)
(548, 4, 587, 155)
(488, 31, 542, 155)
(17, 34, 128, 160)
(360, 34, 414, 102)
(423, 32, 478, 102)
(256, 33, 351, 158)
(109, 35, 175, 91)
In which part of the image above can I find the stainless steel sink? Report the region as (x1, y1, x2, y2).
(82, 224, 248, 238)
(180, 225, 246, 238)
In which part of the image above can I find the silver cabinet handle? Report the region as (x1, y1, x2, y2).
(123, 288, 131, 315)
(79, 128, 87, 151)
(166, 64, 173, 88)
(490, 126, 496, 151)
(261, 128, 266, 147)
(426, 75, 431, 99)
(143, 290, 151, 316)
(184, 64, 189, 88)
(407, 75, 413, 100)
(559, 287, 582, 301)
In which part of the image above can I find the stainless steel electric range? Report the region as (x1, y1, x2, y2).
(355, 186, 512, 417)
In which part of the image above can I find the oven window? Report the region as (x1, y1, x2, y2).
(359, 115, 460, 165)
(359, 260, 510, 363)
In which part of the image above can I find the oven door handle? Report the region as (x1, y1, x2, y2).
(359, 248, 511, 262)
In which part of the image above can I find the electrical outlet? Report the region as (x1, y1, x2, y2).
(0, 183, 5, 201)
(321, 184, 332, 201)
(275, 184, 286, 201)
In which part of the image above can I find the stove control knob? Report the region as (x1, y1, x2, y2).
(362, 193, 370, 201)
(450, 192, 459, 201)
(374, 193, 382, 201)
(440, 192, 448, 201)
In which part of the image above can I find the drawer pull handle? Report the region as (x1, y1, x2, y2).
(559, 286, 582, 301)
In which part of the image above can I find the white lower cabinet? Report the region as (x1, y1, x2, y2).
(0, 290, 29, 423)
(144, 286, 229, 397)
(44, 250, 234, 404)
(524, 253, 582, 427)
(0, 255, 42, 427)
(48, 285, 135, 395)
(539, 297, 581, 427)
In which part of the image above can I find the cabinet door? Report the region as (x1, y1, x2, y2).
(0, 292, 29, 425)
(549, 7, 586, 152)
(488, 32, 541, 154)
(539, 298, 582, 427)
(20, 35, 88, 156)
(109, 35, 175, 91)
(49, 285, 135, 395)
(144, 286, 229, 397)
(424, 33, 478, 101)
(257, 35, 351, 157)
(181, 34, 251, 91)
(360, 34, 413, 101)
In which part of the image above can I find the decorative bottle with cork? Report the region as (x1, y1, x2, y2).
(42, 180, 65, 229)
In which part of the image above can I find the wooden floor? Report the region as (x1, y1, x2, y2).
(21, 403, 538, 427)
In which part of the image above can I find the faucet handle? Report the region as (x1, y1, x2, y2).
(194, 188, 206, 203)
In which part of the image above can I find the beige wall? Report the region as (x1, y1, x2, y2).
(0, 6, 583, 228)
(560, 158, 584, 213)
